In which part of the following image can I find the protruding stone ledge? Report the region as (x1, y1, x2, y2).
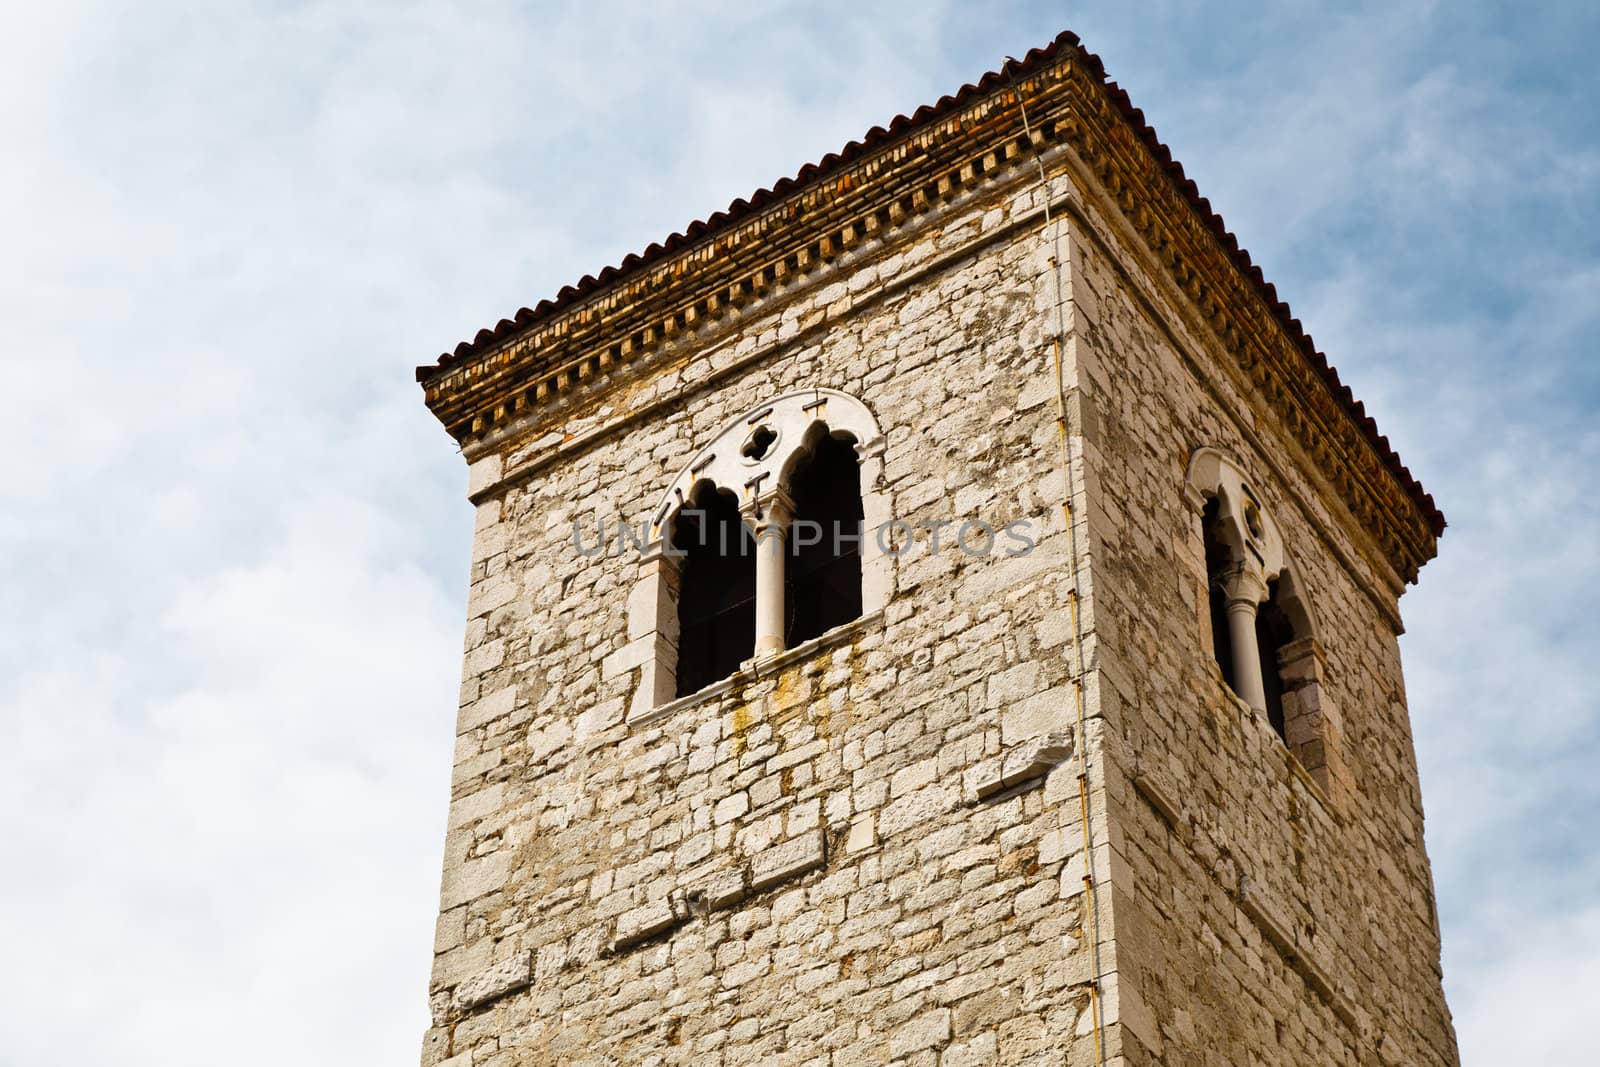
(610, 900, 679, 953)
(684, 867, 749, 913)
(607, 830, 828, 955)
(1238, 878, 1360, 1032)
(965, 732, 1073, 803)
(454, 951, 532, 1013)
(1129, 761, 1184, 829)
(749, 828, 826, 892)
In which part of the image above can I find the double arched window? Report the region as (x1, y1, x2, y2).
(1197, 491, 1310, 742)
(1186, 448, 1349, 801)
(624, 391, 889, 711)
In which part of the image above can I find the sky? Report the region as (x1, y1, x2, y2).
(2, 1, 1595, 1063)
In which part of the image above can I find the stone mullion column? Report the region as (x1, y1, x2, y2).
(1224, 566, 1269, 714)
(745, 488, 794, 658)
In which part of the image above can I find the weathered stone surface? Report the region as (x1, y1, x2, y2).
(454, 951, 532, 1011)
(747, 829, 825, 893)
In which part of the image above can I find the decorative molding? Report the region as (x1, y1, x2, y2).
(419, 43, 1439, 582)
(1058, 71, 1439, 580)
(419, 97, 1053, 446)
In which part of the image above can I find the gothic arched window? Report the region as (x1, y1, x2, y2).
(624, 389, 890, 720)
(1185, 447, 1352, 805)
(672, 481, 756, 698)
(784, 426, 865, 648)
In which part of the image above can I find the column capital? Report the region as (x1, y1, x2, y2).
(740, 485, 796, 532)
(1221, 563, 1269, 610)
(639, 539, 684, 569)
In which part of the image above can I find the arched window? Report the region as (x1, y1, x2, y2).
(784, 425, 864, 647)
(1185, 447, 1352, 805)
(671, 481, 756, 698)
(1202, 494, 1300, 744)
(622, 389, 890, 721)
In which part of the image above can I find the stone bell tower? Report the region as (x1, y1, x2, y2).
(413, 31, 1458, 1067)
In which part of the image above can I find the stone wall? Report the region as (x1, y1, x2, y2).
(422, 173, 1119, 1066)
(417, 138, 1457, 1065)
(1056, 166, 1458, 1065)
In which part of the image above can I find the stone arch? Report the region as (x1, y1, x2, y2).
(1270, 560, 1318, 644)
(1184, 445, 1285, 581)
(650, 388, 884, 543)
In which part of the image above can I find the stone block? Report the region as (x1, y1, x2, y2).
(458, 684, 516, 735)
(714, 791, 749, 825)
(966, 733, 1072, 801)
(466, 453, 503, 498)
(611, 900, 678, 953)
(890, 1008, 951, 1057)
(749, 828, 826, 893)
(455, 951, 533, 1012)
(439, 852, 511, 911)
(448, 782, 505, 829)
(1000, 686, 1072, 745)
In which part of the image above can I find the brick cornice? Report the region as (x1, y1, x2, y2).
(418, 33, 1441, 583)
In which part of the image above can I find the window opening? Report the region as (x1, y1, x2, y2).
(672, 482, 756, 697)
(1256, 580, 1296, 742)
(741, 425, 777, 461)
(784, 430, 864, 647)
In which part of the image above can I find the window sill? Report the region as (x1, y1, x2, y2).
(629, 610, 886, 729)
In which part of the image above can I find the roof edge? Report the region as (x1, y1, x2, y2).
(416, 29, 1444, 569)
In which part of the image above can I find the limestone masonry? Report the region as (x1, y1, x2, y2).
(414, 31, 1458, 1067)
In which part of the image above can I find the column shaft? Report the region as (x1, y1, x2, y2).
(1225, 578, 1267, 713)
(754, 520, 787, 655)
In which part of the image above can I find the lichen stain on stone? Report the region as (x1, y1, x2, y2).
(730, 699, 752, 760)
(771, 666, 797, 718)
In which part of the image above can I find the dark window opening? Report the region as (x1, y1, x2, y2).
(1256, 581, 1296, 743)
(785, 430, 864, 647)
(1201, 496, 1236, 692)
(672, 483, 756, 698)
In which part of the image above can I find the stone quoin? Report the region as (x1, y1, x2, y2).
(413, 30, 1458, 1067)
